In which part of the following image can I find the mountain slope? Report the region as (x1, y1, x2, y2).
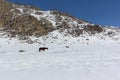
(0, 0, 106, 39)
(0, 0, 120, 42)
(1, 1, 120, 80)
(0, 25, 120, 80)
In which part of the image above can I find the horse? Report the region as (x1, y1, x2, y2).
(39, 47, 48, 52)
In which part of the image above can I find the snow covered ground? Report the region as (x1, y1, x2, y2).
(0, 31, 120, 80)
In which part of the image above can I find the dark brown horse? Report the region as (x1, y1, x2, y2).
(39, 47, 48, 52)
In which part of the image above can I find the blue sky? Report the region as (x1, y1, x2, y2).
(8, 0, 120, 27)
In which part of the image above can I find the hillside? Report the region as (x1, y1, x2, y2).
(1, 0, 119, 41)
(0, 26, 120, 80)
(0, 1, 120, 80)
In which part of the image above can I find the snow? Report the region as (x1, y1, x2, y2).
(29, 11, 57, 26)
(16, 8, 24, 13)
(0, 30, 120, 80)
(1, 1, 119, 79)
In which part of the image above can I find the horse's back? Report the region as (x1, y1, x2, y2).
(39, 47, 48, 52)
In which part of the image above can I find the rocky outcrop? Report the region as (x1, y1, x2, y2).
(0, 0, 105, 39)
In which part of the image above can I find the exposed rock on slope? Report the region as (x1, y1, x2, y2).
(0, 0, 119, 40)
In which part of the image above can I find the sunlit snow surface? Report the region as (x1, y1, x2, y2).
(0, 30, 120, 80)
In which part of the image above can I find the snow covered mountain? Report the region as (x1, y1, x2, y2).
(1, 0, 120, 40)
(1, 1, 120, 80)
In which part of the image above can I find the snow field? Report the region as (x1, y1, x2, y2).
(0, 31, 120, 80)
